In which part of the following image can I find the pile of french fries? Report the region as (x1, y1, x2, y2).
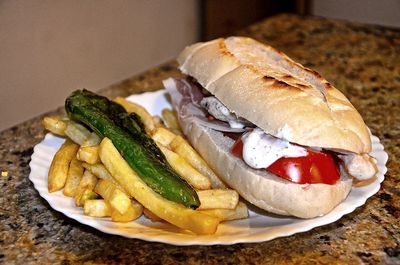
(42, 97, 248, 234)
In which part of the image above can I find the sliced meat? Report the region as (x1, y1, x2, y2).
(339, 153, 377, 180)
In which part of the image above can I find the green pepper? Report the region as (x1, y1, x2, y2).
(65, 90, 200, 209)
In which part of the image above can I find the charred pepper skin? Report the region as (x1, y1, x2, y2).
(79, 90, 167, 163)
(65, 89, 200, 209)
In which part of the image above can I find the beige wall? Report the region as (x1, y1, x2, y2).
(0, 0, 199, 131)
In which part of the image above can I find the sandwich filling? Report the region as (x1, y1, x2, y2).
(164, 77, 377, 185)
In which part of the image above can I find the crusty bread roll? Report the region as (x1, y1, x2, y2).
(167, 36, 374, 218)
(180, 117, 352, 218)
(178, 37, 371, 154)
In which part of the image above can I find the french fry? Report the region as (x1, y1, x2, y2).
(158, 145, 211, 190)
(81, 163, 129, 195)
(197, 189, 239, 210)
(151, 127, 177, 147)
(152, 116, 165, 129)
(143, 208, 162, 222)
(84, 199, 111, 217)
(113, 97, 155, 132)
(45, 94, 252, 232)
(170, 136, 227, 188)
(82, 163, 112, 180)
(200, 202, 248, 221)
(64, 121, 91, 145)
(111, 200, 143, 222)
(77, 145, 100, 164)
(81, 132, 101, 147)
(161, 109, 182, 135)
(74, 170, 98, 206)
(42, 116, 68, 136)
(78, 170, 98, 190)
(94, 179, 131, 215)
(99, 137, 220, 234)
(63, 157, 84, 197)
(48, 139, 80, 192)
(75, 188, 99, 207)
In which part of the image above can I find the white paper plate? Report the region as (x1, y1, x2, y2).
(29, 90, 388, 246)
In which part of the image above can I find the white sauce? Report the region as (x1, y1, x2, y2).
(200, 97, 247, 129)
(242, 128, 308, 169)
(228, 120, 246, 129)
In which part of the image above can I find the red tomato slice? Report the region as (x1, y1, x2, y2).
(231, 138, 244, 157)
(267, 149, 340, 184)
(231, 139, 340, 185)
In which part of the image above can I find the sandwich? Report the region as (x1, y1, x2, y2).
(163, 36, 377, 218)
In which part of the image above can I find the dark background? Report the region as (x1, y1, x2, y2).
(200, 0, 308, 40)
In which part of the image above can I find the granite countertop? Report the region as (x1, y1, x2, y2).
(0, 14, 399, 264)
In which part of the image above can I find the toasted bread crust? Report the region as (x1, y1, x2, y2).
(178, 37, 371, 154)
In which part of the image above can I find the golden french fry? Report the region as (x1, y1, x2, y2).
(143, 208, 162, 222)
(82, 163, 112, 180)
(81, 132, 101, 147)
(161, 109, 182, 135)
(77, 145, 100, 164)
(151, 127, 177, 147)
(63, 158, 84, 197)
(81, 163, 129, 195)
(94, 179, 131, 215)
(200, 202, 248, 221)
(197, 189, 239, 210)
(78, 170, 98, 190)
(48, 139, 80, 192)
(170, 136, 226, 188)
(113, 97, 155, 132)
(111, 200, 143, 222)
(158, 145, 211, 190)
(64, 121, 92, 145)
(42, 116, 68, 136)
(152, 116, 165, 129)
(84, 199, 111, 217)
(99, 137, 220, 234)
(74, 170, 98, 206)
(75, 188, 99, 207)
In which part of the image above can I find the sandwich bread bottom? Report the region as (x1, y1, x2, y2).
(181, 119, 353, 218)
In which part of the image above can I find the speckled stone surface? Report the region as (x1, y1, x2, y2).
(1, 14, 399, 264)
